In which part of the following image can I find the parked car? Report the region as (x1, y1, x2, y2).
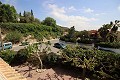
(21, 41, 29, 46)
(54, 43, 66, 49)
(0, 42, 12, 50)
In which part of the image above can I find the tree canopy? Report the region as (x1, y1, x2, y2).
(42, 17, 56, 27)
(0, 2, 17, 22)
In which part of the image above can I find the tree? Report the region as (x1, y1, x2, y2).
(107, 20, 120, 42)
(26, 41, 51, 72)
(0, 3, 17, 22)
(31, 9, 33, 16)
(23, 11, 26, 17)
(34, 18, 40, 23)
(0, 1, 2, 5)
(77, 30, 89, 39)
(61, 45, 97, 80)
(5, 31, 23, 44)
(98, 20, 120, 42)
(68, 26, 75, 38)
(30, 9, 34, 22)
(19, 12, 22, 17)
(42, 17, 56, 27)
(98, 24, 112, 41)
(20, 10, 37, 23)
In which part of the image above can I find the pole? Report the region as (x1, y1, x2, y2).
(0, 28, 4, 50)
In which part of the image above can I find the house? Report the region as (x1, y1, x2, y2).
(89, 30, 98, 39)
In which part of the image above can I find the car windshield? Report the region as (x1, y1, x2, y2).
(60, 43, 65, 46)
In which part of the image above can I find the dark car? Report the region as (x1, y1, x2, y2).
(54, 43, 66, 49)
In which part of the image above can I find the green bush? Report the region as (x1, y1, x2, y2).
(61, 45, 120, 79)
(60, 35, 77, 43)
(77, 38, 93, 44)
(0, 23, 62, 41)
(0, 50, 15, 64)
(13, 49, 29, 65)
(43, 52, 60, 66)
(95, 42, 120, 48)
(5, 31, 23, 44)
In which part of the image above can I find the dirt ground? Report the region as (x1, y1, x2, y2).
(13, 65, 82, 80)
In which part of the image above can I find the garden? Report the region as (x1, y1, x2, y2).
(0, 42, 120, 80)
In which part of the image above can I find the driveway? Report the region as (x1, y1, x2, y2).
(12, 39, 60, 54)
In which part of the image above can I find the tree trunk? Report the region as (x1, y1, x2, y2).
(0, 28, 4, 50)
(82, 67, 86, 80)
(38, 57, 43, 69)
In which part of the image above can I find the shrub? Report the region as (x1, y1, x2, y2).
(5, 31, 23, 44)
(60, 35, 77, 43)
(0, 50, 15, 64)
(0, 23, 62, 41)
(13, 49, 29, 65)
(43, 52, 60, 66)
(61, 45, 120, 79)
(77, 38, 93, 44)
(95, 42, 120, 48)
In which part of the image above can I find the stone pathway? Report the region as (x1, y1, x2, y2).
(0, 58, 27, 80)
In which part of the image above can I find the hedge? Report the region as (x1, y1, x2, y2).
(95, 42, 120, 49)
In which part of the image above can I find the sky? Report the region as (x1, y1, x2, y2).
(1, 0, 120, 31)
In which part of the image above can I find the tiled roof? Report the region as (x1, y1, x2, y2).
(0, 58, 27, 80)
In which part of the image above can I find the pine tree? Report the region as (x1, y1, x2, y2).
(23, 11, 26, 17)
(19, 12, 22, 17)
(31, 9, 33, 16)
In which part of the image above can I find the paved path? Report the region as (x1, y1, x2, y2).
(12, 39, 60, 53)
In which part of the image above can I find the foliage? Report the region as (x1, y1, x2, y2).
(95, 42, 120, 48)
(61, 45, 120, 79)
(0, 2, 17, 22)
(19, 10, 40, 23)
(13, 49, 29, 65)
(98, 20, 120, 42)
(43, 52, 60, 66)
(26, 41, 51, 69)
(0, 23, 62, 41)
(76, 30, 89, 39)
(42, 17, 56, 27)
(0, 50, 15, 64)
(60, 35, 77, 43)
(98, 24, 112, 41)
(60, 26, 77, 43)
(77, 38, 93, 44)
(4, 31, 23, 44)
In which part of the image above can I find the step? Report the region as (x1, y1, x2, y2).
(0, 58, 27, 80)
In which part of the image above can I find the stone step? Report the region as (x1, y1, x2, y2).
(0, 58, 27, 80)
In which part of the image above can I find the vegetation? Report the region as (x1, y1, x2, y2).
(60, 26, 77, 43)
(4, 31, 23, 44)
(60, 20, 120, 47)
(43, 52, 60, 66)
(19, 10, 40, 23)
(77, 38, 93, 44)
(13, 49, 29, 65)
(95, 42, 120, 48)
(61, 45, 120, 80)
(0, 1, 120, 80)
(0, 50, 15, 64)
(0, 2, 63, 42)
(98, 20, 120, 42)
(26, 41, 51, 72)
(0, 23, 62, 41)
(0, 2, 17, 22)
(42, 17, 56, 27)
